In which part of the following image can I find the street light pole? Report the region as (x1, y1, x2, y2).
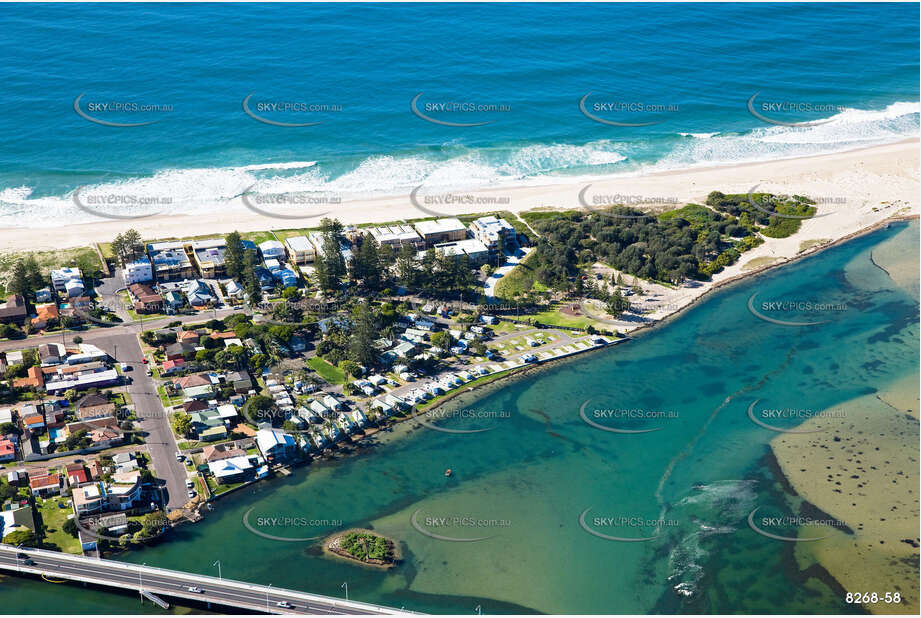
(341, 581, 348, 601)
(266, 583, 272, 612)
(213, 559, 221, 580)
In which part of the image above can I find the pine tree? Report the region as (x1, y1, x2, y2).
(348, 302, 378, 367)
(225, 231, 245, 279)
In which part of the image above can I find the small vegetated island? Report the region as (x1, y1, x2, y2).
(325, 529, 398, 568)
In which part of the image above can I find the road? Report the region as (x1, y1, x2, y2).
(0, 545, 408, 614)
(104, 330, 190, 510)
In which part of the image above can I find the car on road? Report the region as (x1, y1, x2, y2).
(186, 586, 203, 593)
(120, 362, 130, 371)
(23, 559, 35, 566)
(17, 552, 28, 559)
(276, 601, 293, 609)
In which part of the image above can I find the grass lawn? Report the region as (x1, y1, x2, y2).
(493, 250, 540, 300)
(307, 357, 346, 384)
(205, 476, 245, 496)
(37, 498, 81, 554)
(241, 231, 278, 245)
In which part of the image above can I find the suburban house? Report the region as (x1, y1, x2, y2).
(207, 455, 256, 484)
(0, 438, 15, 462)
(470, 215, 516, 253)
(165, 342, 196, 361)
(177, 330, 201, 344)
(0, 294, 27, 325)
(284, 236, 315, 264)
(174, 373, 211, 390)
(72, 470, 141, 514)
(50, 267, 85, 297)
(183, 279, 214, 306)
(127, 283, 163, 314)
(368, 225, 424, 250)
(12, 366, 45, 390)
(29, 472, 61, 497)
(76, 393, 116, 420)
(161, 359, 185, 375)
(147, 241, 194, 281)
(31, 304, 60, 330)
(39, 342, 65, 365)
(414, 218, 467, 246)
(258, 240, 286, 260)
(190, 238, 228, 278)
(255, 427, 296, 462)
(201, 443, 246, 463)
(433, 238, 490, 266)
(65, 463, 90, 486)
(225, 370, 253, 393)
(163, 290, 185, 310)
(123, 258, 154, 285)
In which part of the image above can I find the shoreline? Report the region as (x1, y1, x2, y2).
(0, 139, 917, 253)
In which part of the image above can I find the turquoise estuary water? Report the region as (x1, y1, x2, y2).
(3, 221, 917, 614)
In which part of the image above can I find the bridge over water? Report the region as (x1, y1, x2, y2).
(0, 544, 410, 614)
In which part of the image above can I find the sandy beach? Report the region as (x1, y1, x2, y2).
(0, 140, 917, 254)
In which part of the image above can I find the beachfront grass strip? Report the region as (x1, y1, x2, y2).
(307, 357, 346, 384)
(36, 498, 81, 554)
(0, 247, 104, 295)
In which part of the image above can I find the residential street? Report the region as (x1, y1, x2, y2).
(0, 314, 201, 510)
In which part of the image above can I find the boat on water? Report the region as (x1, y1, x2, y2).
(444, 469, 452, 477)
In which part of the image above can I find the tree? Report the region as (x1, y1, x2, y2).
(2, 529, 36, 546)
(338, 360, 361, 381)
(139, 510, 166, 538)
(171, 412, 192, 437)
(606, 289, 630, 317)
(430, 330, 454, 350)
(6, 259, 32, 300)
(348, 302, 378, 367)
(225, 231, 245, 279)
(313, 255, 331, 291)
(63, 429, 91, 450)
(245, 394, 277, 425)
(23, 256, 44, 292)
(63, 517, 78, 538)
(396, 245, 417, 288)
(72, 335, 83, 344)
(357, 234, 382, 290)
(111, 229, 144, 266)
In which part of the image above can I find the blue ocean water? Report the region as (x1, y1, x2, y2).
(0, 2, 918, 225)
